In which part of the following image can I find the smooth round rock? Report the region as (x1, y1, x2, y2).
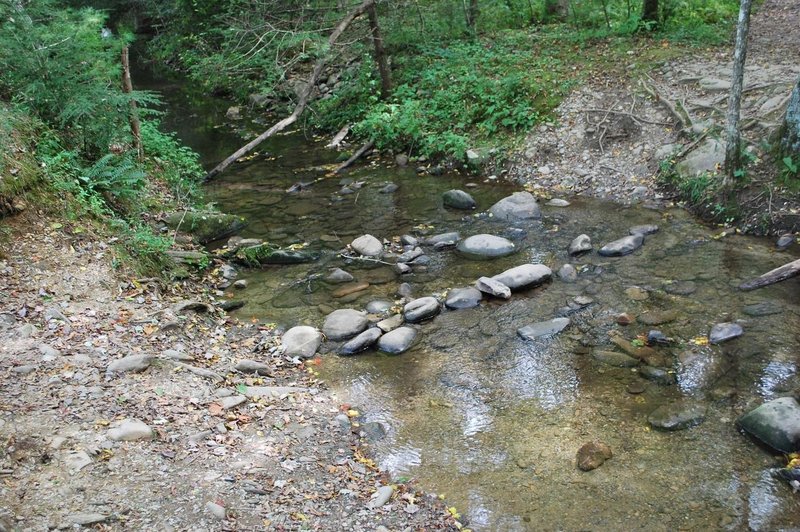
(558, 264, 578, 283)
(598, 234, 644, 257)
(377, 327, 418, 354)
(456, 234, 516, 259)
(776, 234, 794, 250)
(326, 268, 354, 284)
(442, 189, 477, 210)
(491, 264, 552, 290)
(425, 232, 460, 246)
(637, 310, 679, 326)
(350, 234, 383, 257)
(742, 302, 782, 316)
(365, 300, 394, 315)
(568, 234, 592, 256)
(282, 326, 323, 357)
(108, 419, 154, 441)
(639, 366, 676, 385)
(444, 287, 482, 310)
(663, 280, 697, 295)
(322, 310, 369, 341)
(403, 297, 441, 323)
(648, 401, 706, 431)
(107, 355, 152, 374)
(546, 198, 571, 207)
(340, 328, 383, 355)
(708, 322, 743, 344)
(488, 191, 542, 221)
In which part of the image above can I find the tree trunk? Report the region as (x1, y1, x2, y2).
(367, 3, 392, 99)
(121, 45, 142, 159)
(779, 75, 800, 159)
(465, 0, 479, 31)
(739, 258, 800, 290)
(544, 0, 569, 20)
(641, 0, 658, 24)
(203, 0, 375, 182)
(723, 0, 754, 189)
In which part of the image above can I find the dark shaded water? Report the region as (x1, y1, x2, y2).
(138, 63, 800, 530)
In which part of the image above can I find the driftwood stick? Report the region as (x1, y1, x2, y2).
(334, 140, 375, 173)
(641, 79, 685, 130)
(326, 124, 350, 148)
(583, 108, 672, 126)
(739, 258, 800, 291)
(203, 0, 375, 182)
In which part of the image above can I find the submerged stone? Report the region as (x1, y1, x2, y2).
(648, 401, 706, 431)
(517, 317, 570, 340)
(442, 189, 477, 210)
(491, 264, 552, 290)
(629, 224, 659, 236)
(340, 328, 383, 355)
(708, 322, 743, 344)
(444, 287, 482, 310)
(568, 234, 592, 256)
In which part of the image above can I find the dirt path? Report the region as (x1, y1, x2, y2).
(510, 0, 800, 234)
(0, 214, 457, 530)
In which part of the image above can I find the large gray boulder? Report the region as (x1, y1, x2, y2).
(675, 138, 724, 177)
(489, 192, 542, 221)
(491, 264, 552, 291)
(598, 234, 644, 257)
(282, 326, 323, 358)
(322, 310, 369, 341)
(377, 327, 418, 354)
(738, 397, 800, 453)
(456, 234, 516, 259)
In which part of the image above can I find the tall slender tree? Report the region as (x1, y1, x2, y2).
(641, 0, 658, 26)
(723, 0, 754, 189)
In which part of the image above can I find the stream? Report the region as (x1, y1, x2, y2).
(138, 64, 800, 530)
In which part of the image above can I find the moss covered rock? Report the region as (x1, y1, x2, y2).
(166, 211, 246, 244)
(234, 243, 318, 266)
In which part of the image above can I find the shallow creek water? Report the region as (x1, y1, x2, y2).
(140, 66, 800, 530)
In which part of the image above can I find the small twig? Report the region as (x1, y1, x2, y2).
(675, 131, 709, 159)
(583, 108, 672, 126)
(337, 253, 394, 266)
(641, 78, 686, 131)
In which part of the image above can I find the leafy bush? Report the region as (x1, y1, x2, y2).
(140, 120, 203, 203)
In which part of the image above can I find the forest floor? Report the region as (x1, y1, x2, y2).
(508, 0, 800, 236)
(0, 213, 458, 530)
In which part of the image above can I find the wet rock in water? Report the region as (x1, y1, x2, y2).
(350, 234, 383, 257)
(395, 263, 412, 274)
(443, 189, 477, 210)
(367, 485, 394, 509)
(629, 224, 659, 236)
(379, 183, 399, 194)
(107, 355, 153, 374)
(639, 366, 676, 385)
(568, 234, 592, 256)
(491, 264, 552, 290)
(637, 310, 679, 326)
(403, 297, 441, 323)
(219, 300, 245, 312)
(624, 286, 649, 301)
(234, 360, 272, 375)
(576, 441, 613, 471)
(365, 299, 393, 315)
(282, 325, 323, 356)
(742, 301, 782, 316)
(233, 279, 247, 289)
(709, 322, 743, 344)
(397, 247, 424, 263)
(677, 347, 726, 392)
(445, 287, 483, 310)
(517, 318, 570, 340)
(326, 268, 354, 284)
(221, 264, 238, 279)
(425, 232, 460, 246)
(573, 295, 593, 307)
(322, 310, 369, 341)
(592, 350, 639, 367)
(663, 280, 696, 296)
(627, 382, 646, 394)
(377, 327, 418, 354)
(488, 191, 542, 221)
(776, 233, 795, 250)
(546, 198, 570, 207)
(377, 314, 404, 333)
(340, 328, 383, 355)
(401, 234, 418, 246)
(648, 401, 706, 431)
(598, 234, 644, 257)
(475, 277, 511, 299)
(737, 397, 800, 453)
(397, 283, 414, 298)
(558, 264, 578, 283)
(616, 313, 635, 325)
(107, 419, 154, 441)
(456, 234, 516, 259)
(360, 421, 387, 442)
(236, 244, 317, 265)
(647, 330, 671, 345)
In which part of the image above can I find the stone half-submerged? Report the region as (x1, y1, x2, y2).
(321, 309, 369, 341)
(377, 326, 418, 354)
(340, 328, 383, 355)
(517, 317, 570, 340)
(737, 396, 800, 453)
(350, 234, 384, 257)
(456, 234, 516, 260)
(491, 264, 552, 291)
(403, 297, 441, 323)
(598, 233, 644, 257)
(488, 191, 542, 221)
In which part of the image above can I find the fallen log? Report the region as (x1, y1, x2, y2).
(203, 0, 375, 182)
(334, 140, 374, 174)
(739, 258, 800, 290)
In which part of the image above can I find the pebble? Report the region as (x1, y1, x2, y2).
(107, 419, 154, 441)
(233, 279, 248, 289)
(615, 313, 635, 325)
(234, 359, 272, 375)
(576, 441, 612, 471)
(205, 501, 227, 520)
(558, 263, 578, 282)
(367, 485, 394, 509)
(625, 287, 649, 301)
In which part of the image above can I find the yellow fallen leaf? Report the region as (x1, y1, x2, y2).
(346, 409, 360, 418)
